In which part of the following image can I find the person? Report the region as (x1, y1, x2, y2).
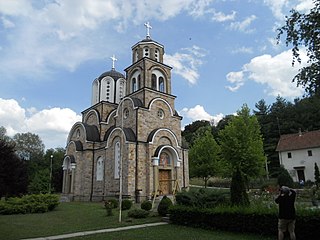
(275, 186, 296, 240)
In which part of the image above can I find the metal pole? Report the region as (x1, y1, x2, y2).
(49, 155, 53, 193)
(119, 100, 124, 223)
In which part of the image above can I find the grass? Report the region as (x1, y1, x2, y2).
(0, 201, 274, 240)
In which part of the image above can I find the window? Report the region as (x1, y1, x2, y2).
(308, 150, 312, 156)
(132, 78, 137, 91)
(151, 74, 157, 90)
(96, 157, 104, 181)
(114, 141, 121, 179)
(135, 49, 139, 62)
(287, 152, 292, 158)
(159, 77, 164, 92)
(155, 48, 159, 61)
(123, 108, 129, 119)
(143, 47, 149, 57)
(151, 70, 165, 92)
(157, 109, 164, 119)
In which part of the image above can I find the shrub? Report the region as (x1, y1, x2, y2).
(104, 199, 118, 209)
(0, 194, 59, 215)
(121, 199, 133, 210)
(277, 165, 294, 188)
(176, 188, 228, 208)
(157, 195, 173, 216)
(128, 209, 149, 218)
(169, 205, 320, 240)
(141, 200, 152, 211)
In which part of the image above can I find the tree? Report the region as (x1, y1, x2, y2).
(182, 120, 211, 146)
(219, 104, 266, 205)
(13, 132, 45, 161)
(189, 129, 221, 187)
(315, 162, 320, 189)
(0, 136, 28, 198)
(277, 165, 294, 188)
(230, 167, 249, 206)
(277, 0, 320, 96)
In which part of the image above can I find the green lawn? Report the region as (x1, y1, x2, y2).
(0, 202, 273, 240)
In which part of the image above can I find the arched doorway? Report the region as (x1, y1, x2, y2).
(155, 146, 180, 195)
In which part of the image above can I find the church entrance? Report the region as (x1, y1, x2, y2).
(159, 170, 171, 195)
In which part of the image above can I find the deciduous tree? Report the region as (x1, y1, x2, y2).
(189, 129, 221, 187)
(277, 0, 320, 96)
(219, 104, 266, 205)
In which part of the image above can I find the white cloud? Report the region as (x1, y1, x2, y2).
(180, 105, 224, 125)
(164, 45, 207, 85)
(0, 98, 81, 149)
(295, 0, 315, 12)
(264, 0, 314, 20)
(263, 0, 289, 20)
(226, 71, 244, 92)
(231, 46, 253, 54)
(226, 50, 308, 98)
(211, 10, 236, 22)
(0, 0, 212, 82)
(229, 15, 257, 33)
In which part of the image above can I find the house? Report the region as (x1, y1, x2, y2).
(61, 23, 189, 202)
(276, 129, 320, 182)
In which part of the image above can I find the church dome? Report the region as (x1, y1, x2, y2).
(98, 69, 125, 81)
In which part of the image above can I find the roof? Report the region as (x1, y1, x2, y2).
(276, 129, 320, 152)
(98, 69, 125, 81)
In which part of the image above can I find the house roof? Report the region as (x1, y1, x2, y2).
(276, 129, 320, 152)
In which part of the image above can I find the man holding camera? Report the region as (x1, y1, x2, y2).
(275, 186, 296, 240)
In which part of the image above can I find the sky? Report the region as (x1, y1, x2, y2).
(0, 0, 314, 149)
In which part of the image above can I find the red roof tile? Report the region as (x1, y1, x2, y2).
(276, 130, 320, 151)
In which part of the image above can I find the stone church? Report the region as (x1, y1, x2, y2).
(62, 23, 189, 202)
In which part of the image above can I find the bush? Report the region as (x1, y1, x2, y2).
(121, 199, 133, 210)
(277, 165, 294, 188)
(0, 194, 59, 215)
(169, 205, 320, 240)
(128, 209, 149, 218)
(141, 200, 152, 211)
(176, 188, 228, 208)
(157, 195, 173, 216)
(104, 199, 118, 209)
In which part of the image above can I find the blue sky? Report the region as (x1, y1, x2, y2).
(0, 0, 313, 149)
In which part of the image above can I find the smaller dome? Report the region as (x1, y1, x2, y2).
(98, 69, 125, 81)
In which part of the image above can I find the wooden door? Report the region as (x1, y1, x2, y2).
(159, 170, 171, 195)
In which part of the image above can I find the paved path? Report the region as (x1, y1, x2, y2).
(22, 222, 168, 240)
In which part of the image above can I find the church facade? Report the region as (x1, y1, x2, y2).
(62, 25, 189, 202)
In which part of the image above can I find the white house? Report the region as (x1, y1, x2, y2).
(276, 129, 320, 182)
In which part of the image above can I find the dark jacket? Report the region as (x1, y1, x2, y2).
(275, 189, 296, 219)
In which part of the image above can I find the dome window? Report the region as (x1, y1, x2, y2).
(143, 47, 149, 57)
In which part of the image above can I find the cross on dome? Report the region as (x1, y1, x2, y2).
(144, 22, 152, 39)
(110, 54, 117, 70)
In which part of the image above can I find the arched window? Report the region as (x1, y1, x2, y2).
(114, 141, 120, 179)
(131, 71, 141, 93)
(96, 157, 104, 181)
(132, 78, 137, 92)
(137, 74, 141, 89)
(151, 74, 157, 90)
(135, 49, 139, 62)
(159, 77, 164, 92)
(151, 70, 166, 92)
(155, 48, 159, 61)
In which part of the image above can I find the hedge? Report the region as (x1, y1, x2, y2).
(169, 205, 320, 240)
(0, 194, 60, 215)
